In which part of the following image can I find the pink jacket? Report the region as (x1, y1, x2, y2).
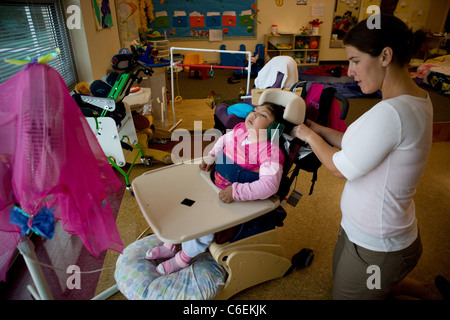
(209, 123, 284, 201)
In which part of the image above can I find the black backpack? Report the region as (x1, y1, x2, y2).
(277, 81, 349, 198)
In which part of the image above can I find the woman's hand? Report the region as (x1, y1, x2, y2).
(292, 123, 315, 144)
(219, 186, 234, 203)
(291, 121, 346, 179)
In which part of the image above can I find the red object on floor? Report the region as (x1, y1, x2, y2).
(301, 65, 348, 76)
(189, 65, 209, 80)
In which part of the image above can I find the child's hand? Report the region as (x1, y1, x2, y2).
(199, 160, 212, 172)
(199, 154, 216, 172)
(219, 186, 234, 203)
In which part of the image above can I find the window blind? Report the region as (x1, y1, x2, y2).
(0, 1, 79, 90)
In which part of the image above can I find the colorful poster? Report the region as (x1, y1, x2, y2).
(92, 0, 114, 30)
(116, 0, 140, 45)
(148, 0, 257, 40)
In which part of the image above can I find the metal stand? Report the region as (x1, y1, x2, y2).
(91, 284, 119, 300)
(169, 47, 252, 127)
(17, 238, 53, 300)
(17, 236, 121, 300)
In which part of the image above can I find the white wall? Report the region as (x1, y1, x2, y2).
(69, 0, 121, 81)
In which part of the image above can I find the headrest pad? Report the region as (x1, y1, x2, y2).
(259, 89, 306, 125)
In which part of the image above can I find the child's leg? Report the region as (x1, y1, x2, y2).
(155, 250, 191, 275)
(146, 242, 179, 260)
(182, 233, 215, 258)
(156, 234, 214, 275)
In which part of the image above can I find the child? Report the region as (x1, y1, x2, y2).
(146, 102, 286, 275)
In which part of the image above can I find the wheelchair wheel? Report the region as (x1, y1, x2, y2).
(143, 157, 153, 167)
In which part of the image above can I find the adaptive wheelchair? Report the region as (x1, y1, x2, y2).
(110, 84, 349, 300)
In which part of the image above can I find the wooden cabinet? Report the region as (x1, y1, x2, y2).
(264, 33, 321, 66)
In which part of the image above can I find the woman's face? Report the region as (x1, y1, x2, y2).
(346, 45, 384, 94)
(245, 105, 275, 139)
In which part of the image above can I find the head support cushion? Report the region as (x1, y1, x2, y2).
(258, 89, 306, 125)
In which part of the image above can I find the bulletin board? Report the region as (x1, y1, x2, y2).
(148, 0, 258, 40)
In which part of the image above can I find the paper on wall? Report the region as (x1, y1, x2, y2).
(209, 29, 223, 41)
(311, 4, 324, 17)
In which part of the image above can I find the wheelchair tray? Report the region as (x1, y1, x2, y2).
(132, 162, 280, 244)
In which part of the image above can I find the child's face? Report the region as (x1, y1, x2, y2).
(245, 105, 275, 139)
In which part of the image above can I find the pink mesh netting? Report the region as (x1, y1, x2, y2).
(0, 64, 123, 281)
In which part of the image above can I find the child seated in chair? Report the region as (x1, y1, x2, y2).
(146, 102, 287, 275)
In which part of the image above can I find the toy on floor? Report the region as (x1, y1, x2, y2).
(205, 90, 223, 109)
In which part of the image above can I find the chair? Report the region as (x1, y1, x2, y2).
(215, 79, 349, 138)
(183, 53, 204, 74)
(112, 89, 315, 300)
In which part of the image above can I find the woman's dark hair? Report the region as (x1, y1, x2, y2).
(343, 14, 426, 66)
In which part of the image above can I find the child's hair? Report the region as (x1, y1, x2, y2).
(260, 101, 285, 124)
(261, 101, 296, 135)
(343, 14, 426, 67)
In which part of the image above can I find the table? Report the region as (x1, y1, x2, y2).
(189, 65, 210, 80)
(132, 162, 279, 243)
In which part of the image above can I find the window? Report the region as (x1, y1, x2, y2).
(0, 1, 79, 90)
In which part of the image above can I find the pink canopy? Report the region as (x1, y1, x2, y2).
(0, 63, 123, 281)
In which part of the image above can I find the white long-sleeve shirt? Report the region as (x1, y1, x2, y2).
(333, 94, 433, 251)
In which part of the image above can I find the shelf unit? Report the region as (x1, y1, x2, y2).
(149, 39, 169, 60)
(264, 33, 321, 66)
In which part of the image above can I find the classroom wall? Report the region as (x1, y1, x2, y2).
(425, 0, 450, 33)
(161, 0, 347, 63)
(71, 0, 444, 83)
(68, 0, 121, 81)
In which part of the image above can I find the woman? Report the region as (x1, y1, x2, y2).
(292, 14, 443, 299)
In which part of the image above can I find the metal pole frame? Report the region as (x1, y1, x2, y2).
(170, 47, 252, 127)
